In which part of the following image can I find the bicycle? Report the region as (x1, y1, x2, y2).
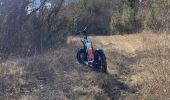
(76, 27, 107, 73)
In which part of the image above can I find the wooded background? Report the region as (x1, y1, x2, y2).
(0, 0, 169, 57)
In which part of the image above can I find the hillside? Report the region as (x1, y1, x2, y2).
(0, 32, 170, 99)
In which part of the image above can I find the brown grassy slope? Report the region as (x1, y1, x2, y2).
(0, 46, 129, 100)
(0, 32, 170, 99)
(69, 32, 170, 99)
(95, 32, 170, 99)
(97, 32, 170, 99)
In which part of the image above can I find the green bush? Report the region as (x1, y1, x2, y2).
(143, 0, 170, 32)
(110, 0, 142, 34)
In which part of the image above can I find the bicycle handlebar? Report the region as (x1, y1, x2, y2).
(75, 27, 88, 39)
(75, 27, 87, 35)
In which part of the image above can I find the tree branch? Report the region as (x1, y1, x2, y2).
(26, 0, 47, 18)
(47, 0, 64, 31)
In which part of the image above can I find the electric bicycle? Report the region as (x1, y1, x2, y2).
(76, 27, 107, 73)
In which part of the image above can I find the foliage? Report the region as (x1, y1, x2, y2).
(143, 0, 170, 32)
(0, 0, 169, 57)
(0, 0, 66, 56)
(110, 0, 142, 34)
(76, 0, 113, 35)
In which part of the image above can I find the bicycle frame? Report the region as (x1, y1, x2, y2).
(82, 36, 94, 62)
(76, 27, 107, 72)
(77, 27, 94, 62)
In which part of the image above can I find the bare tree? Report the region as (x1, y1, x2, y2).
(0, 0, 64, 56)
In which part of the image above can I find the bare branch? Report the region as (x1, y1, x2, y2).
(26, 0, 48, 18)
(47, 0, 64, 31)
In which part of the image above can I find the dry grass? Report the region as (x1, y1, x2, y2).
(0, 32, 170, 99)
(130, 33, 170, 99)
(69, 31, 170, 99)
(91, 32, 170, 99)
(0, 46, 114, 100)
